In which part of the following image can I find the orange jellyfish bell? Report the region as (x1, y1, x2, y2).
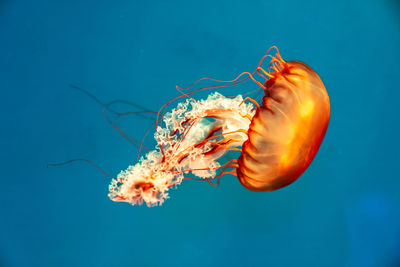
(237, 60, 330, 191)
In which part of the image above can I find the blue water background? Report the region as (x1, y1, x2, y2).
(1, 0, 399, 266)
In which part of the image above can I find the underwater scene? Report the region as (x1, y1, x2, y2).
(1, 0, 399, 266)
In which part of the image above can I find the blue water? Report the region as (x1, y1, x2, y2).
(1, 0, 399, 266)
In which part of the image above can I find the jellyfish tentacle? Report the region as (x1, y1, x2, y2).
(238, 112, 253, 122)
(101, 103, 152, 151)
(239, 96, 260, 109)
(179, 159, 239, 187)
(207, 160, 239, 186)
(47, 158, 118, 179)
(256, 66, 274, 79)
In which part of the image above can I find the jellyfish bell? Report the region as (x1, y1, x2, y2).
(237, 60, 330, 192)
(106, 47, 330, 207)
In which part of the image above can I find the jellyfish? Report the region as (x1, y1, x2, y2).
(108, 47, 330, 207)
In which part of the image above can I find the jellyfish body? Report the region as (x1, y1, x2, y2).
(237, 61, 330, 192)
(108, 48, 330, 207)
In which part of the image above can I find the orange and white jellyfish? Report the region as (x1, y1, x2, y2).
(108, 47, 330, 207)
